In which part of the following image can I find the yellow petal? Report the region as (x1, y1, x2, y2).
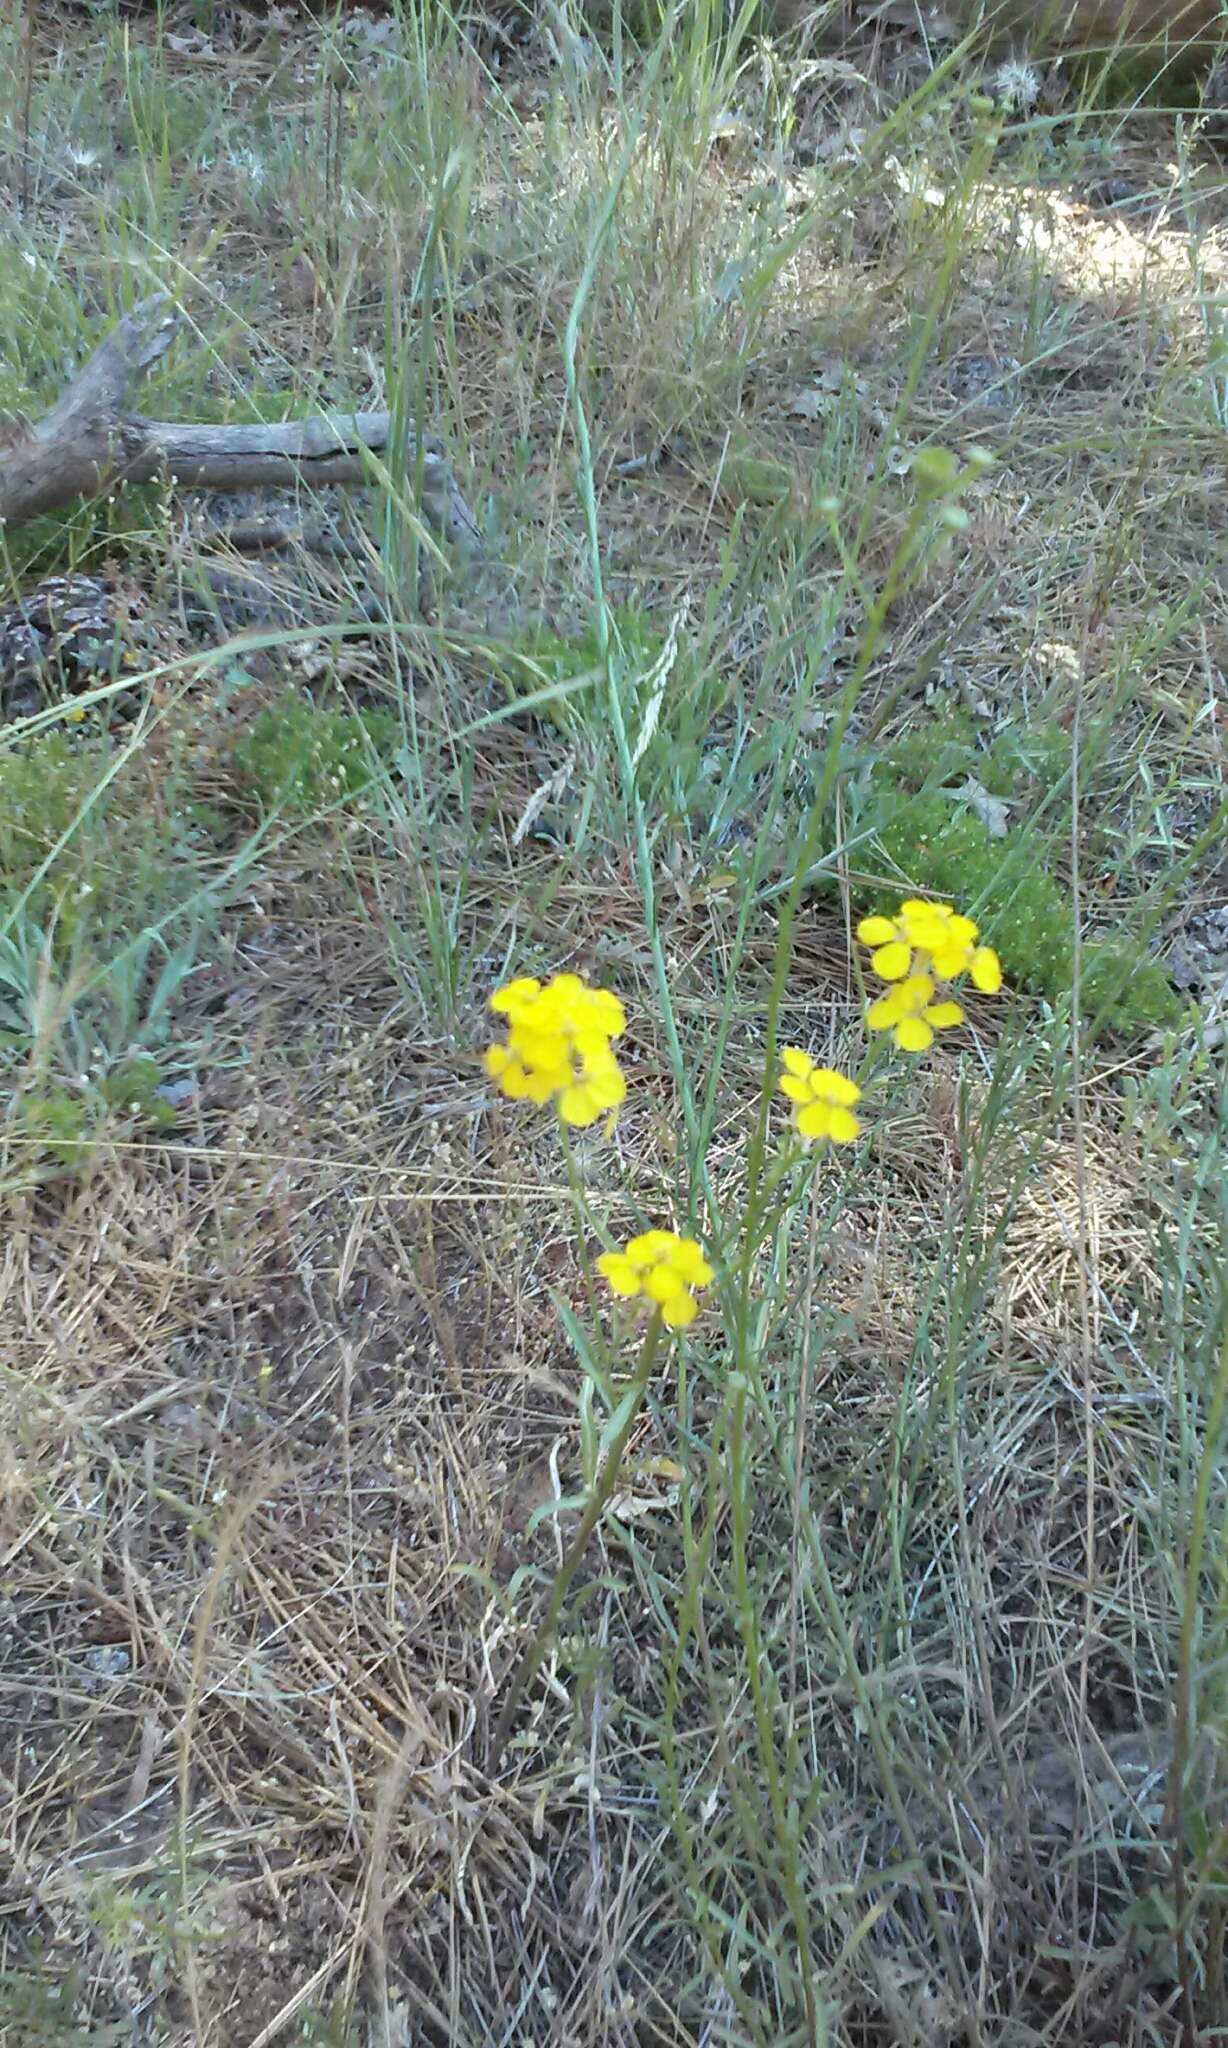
(812, 1068, 860, 1105)
(588, 988, 627, 1034)
(971, 946, 1002, 993)
(898, 902, 940, 934)
(669, 1240, 713, 1286)
(779, 1074, 811, 1103)
(780, 1046, 814, 1077)
(871, 941, 911, 982)
(857, 915, 898, 946)
(797, 1103, 833, 1140)
(895, 1017, 933, 1052)
(583, 1065, 626, 1111)
(661, 1290, 698, 1329)
(925, 1000, 964, 1029)
(867, 994, 901, 1030)
(900, 973, 936, 1005)
(644, 1265, 681, 1306)
(597, 1253, 640, 1296)
(628, 1231, 672, 1266)
(929, 947, 971, 980)
(490, 976, 541, 1014)
(558, 1085, 601, 1125)
(511, 1023, 566, 1067)
(827, 1106, 861, 1143)
(948, 915, 978, 945)
(572, 1026, 613, 1059)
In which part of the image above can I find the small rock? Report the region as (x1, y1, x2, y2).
(84, 1646, 131, 1680)
(154, 1077, 197, 1111)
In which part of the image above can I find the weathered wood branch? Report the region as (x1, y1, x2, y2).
(0, 293, 480, 551)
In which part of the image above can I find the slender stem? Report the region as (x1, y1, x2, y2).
(727, 1371, 819, 2031)
(1168, 1320, 1228, 2047)
(487, 1313, 663, 1771)
(787, 1164, 823, 1715)
(558, 1117, 600, 1312)
(736, 494, 930, 1350)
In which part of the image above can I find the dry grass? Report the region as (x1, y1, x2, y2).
(2, 4, 1227, 2044)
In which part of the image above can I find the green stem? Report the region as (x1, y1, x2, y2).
(736, 495, 930, 1346)
(727, 1370, 821, 2032)
(1168, 1318, 1228, 2046)
(557, 1117, 601, 1313)
(487, 1312, 663, 1771)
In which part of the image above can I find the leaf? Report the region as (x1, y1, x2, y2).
(786, 389, 832, 420)
(954, 777, 1010, 838)
(552, 1291, 614, 1407)
(599, 1382, 642, 1455)
(526, 1492, 588, 1536)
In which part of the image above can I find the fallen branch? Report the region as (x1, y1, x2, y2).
(0, 293, 481, 550)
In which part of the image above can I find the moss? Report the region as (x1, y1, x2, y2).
(0, 738, 94, 887)
(881, 707, 1072, 803)
(235, 697, 399, 814)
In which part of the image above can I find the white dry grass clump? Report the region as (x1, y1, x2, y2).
(990, 56, 1044, 111)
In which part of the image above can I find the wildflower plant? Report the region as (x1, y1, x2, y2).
(482, 418, 1015, 2022)
(483, 967, 711, 1764)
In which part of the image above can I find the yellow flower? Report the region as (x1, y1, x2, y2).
(866, 973, 965, 1052)
(778, 1050, 861, 1143)
(490, 973, 626, 1039)
(856, 898, 1003, 1046)
(596, 1229, 713, 1329)
(484, 971, 628, 1127)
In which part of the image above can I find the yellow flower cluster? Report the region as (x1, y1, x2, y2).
(857, 899, 1003, 1052)
(777, 1051, 861, 1144)
(484, 973, 627, 1127)
(596, 1230, 714, 1328)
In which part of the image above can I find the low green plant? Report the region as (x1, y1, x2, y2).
(12, 1059, 175, 1180)
(236, 696, 399, 814)
(0, 1963, 127, 2048)
(16, 1088, 97, 1170)
(0, 730, 221, 1131)
(0, 737, 94, 887)
(493, 604, 733, 834)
